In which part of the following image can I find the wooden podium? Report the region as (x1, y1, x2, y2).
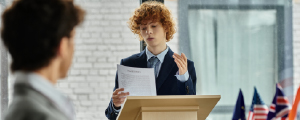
(117, 95, 221, 120)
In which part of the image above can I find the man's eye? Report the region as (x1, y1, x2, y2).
(152, 26, 156, 27)
(142, 27, 146, 30)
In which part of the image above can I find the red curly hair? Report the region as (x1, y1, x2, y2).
(128, 1, 176, 42)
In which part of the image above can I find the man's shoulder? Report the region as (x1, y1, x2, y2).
(124, 52, 143, 60)
(8, 94, 42, 110)
(4, 86, 67, 120)
(13, 83, 50, 106)
(4, 95, 47, 120)
(121, 51, 145, 64)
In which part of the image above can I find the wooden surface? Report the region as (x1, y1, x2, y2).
(140, 106, 199, 120)
(141, 106, 199, 112)
(142, 111, 197, 120)
(117, 95, 221, 120)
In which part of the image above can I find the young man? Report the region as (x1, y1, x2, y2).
(2, 0, 85, 120)
(105, 1, 197, 119)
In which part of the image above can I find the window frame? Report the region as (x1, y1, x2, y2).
(0, 0, 9, 119)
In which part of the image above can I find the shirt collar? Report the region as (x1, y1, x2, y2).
(146, 45, 169, 63)
(14, 71, 74, 120)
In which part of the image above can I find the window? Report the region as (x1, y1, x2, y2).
(179, 0, 293, 119)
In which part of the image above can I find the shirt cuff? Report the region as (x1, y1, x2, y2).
(112, 102, 120, 112)
(175, 71, 189, 82)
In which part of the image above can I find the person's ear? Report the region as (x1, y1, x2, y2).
(57, 37, 69, 59)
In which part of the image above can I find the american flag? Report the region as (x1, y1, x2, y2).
(267, 84, 291, 120)
(247, 87, 269, 120)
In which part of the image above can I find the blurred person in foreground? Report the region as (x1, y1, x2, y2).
(105, 1, 197, 119)
(1, 0, 85, 120)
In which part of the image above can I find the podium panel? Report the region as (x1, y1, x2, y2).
(142, 111, 197, 120)
(117, 95, 221, 120)
(139, 106, 198, 120)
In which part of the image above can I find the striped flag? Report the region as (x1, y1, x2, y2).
(247, 87, 269, 120)
(267, 83, 291, 120)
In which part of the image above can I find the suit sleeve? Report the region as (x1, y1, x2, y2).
(105, 59, 123, 120)
(177, 61, 197, 95)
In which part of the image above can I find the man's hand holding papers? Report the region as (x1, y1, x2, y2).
(112, 88, 129, 108)
(111, 65, 157, 109)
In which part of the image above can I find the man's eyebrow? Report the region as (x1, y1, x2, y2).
(141, 22, 155, 25)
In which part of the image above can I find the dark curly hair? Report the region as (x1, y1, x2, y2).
(128, 1, 176, 42)
(1, 0, 85, 72)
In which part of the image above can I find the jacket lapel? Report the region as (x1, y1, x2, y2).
(155, 49, 176, 91)
(135, 50, 148, 68)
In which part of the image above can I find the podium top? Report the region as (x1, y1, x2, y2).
(126, 95, 220, 99)
(117, 95, 221, 120)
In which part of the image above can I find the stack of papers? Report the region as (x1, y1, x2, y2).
(117, 65, 157, 96)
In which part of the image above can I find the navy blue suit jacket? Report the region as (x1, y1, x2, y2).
(105, 48, 197, 119)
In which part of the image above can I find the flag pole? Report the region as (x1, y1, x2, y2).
(288, 86, 300, 120)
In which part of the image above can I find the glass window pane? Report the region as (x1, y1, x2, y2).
(188, 8, 278, 120)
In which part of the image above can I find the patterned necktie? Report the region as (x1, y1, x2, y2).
(149, 56, 160, 78)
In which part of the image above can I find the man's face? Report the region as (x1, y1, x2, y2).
(140, 19, 167, 48)
(60, 30, 75, 78)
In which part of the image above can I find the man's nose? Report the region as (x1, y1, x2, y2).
(146, 27, 153, 34)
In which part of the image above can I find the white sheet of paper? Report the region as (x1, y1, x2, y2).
(117, 64, 157, 96)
